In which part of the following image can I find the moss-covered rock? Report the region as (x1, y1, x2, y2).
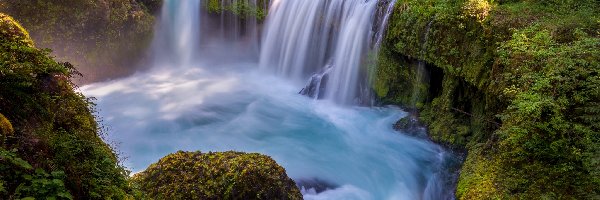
(377, 0, 599, 199)
(132, 151, 302, 200)
(1, 0, 156, 83)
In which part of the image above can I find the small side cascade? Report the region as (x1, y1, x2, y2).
(411, 19, 434, 106)
(149, 0, 271, 67)
(372, 0, 397, 50)
(150, 0, 202, 67)
(201, 0, 270, 57)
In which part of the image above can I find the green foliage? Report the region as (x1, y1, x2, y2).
(378, 0, 600, 198)
(1, 148, 73, 200)
(493, 26, 600, 199)
(0, 14, 132, 199)
(132, 151, 303, 200)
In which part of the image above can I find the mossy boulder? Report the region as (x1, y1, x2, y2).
(132, 151, 302, 200)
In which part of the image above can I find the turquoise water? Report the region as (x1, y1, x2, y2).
(82, 61, 453, 200)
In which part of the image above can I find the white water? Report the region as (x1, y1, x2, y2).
(150, 0, 201, 66)
(82, 0, 455, 199)
(260, 0, 394, 104)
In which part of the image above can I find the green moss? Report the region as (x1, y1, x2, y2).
(132, 151, 303, 200)
(456, 146, 503, 199)
(378, 0, 600, 198)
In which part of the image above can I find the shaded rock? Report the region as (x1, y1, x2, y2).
(299, 65, 332, 99)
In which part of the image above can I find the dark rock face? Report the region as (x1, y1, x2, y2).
(132, 151, 303, 200)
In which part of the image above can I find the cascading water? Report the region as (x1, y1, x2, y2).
(150, 0, 268, 65)
(150, 0, 201, 66)
(82, 0, 457, 199)
(260, 0, 396, 104)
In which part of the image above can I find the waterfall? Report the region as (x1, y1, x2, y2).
(83, 1, 457, 199)
(149, 0, 270, 66)
(259, 0, 397, 105)
(150, 0, 202, 67)
(201, 0, 269, 58)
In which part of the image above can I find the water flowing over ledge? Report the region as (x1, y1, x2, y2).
(260, 0, 396, 105)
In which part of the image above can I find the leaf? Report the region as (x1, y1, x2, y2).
(12, 157, 33, 170)
(50, 171, 65, 179)
(57, 192, 73, 200)
(51, 179, 64, 186)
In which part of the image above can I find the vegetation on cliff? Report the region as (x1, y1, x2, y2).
(0, 0, 155, 83)
(138, 0, 163, 14)
(0, 13, 132, 199)
(376, 0, 599, 199)
(132, 151, 302, 200)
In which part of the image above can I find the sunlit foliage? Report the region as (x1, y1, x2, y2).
(376, 0, 599, 198)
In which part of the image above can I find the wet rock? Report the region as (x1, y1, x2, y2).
(299, 65, 332, 99)
(394, 115, 427, 138)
